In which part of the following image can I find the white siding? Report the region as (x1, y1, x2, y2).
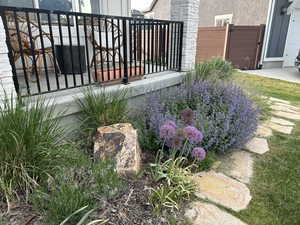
(283, 8, 300, 67)
(0, 18, 16, 98)
(100, 0, 131, 16)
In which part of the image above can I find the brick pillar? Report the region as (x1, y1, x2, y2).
(171, 0, 200, 71)
(0, 17, 17, 99)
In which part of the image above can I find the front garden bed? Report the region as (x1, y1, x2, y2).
(1, 59, 299, 225)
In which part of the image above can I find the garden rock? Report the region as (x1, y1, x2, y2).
(94, 123, 141, 176)
(256, 125, 273, 138)
(270, 117, 295, 126)
(245, 137, 269, 155)
(227, 151, 253, 184)
(265, 121, 293, 134)
(272, 111, 300, 120)
(185, 202, 248, 225)
(192, 171, 251, 212)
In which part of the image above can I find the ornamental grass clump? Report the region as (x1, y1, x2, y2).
(0, 94, 65, 212)
(135, 80, 259, 154)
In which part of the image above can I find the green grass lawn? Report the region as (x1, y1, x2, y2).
(232, 72, 300, 225)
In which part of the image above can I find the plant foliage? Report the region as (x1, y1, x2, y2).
(185, 58, 234, 84)
(134, 81, 259, 154)
(0, 94, 64, 207)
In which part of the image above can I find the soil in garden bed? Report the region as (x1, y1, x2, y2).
(0, 152, 186, 225)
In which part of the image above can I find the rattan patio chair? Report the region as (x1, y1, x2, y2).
(87, 18, 123, 69)
(4, 12, 60, 81)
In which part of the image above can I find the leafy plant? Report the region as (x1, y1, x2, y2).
(149, 152, 196, 214)
(76, 87, 128, 132)
(185, 58, 234, 84)
(32, 183, 93, 225)
(0, 94, 65, 211)
(135, 81, 259, 154)
(60, 206, 108, 225)
(31, 146, 123, 225)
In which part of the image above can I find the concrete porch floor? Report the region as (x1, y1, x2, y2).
(241, 67, 300, 84)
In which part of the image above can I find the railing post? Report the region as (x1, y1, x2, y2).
(178, 22, 184, 72)
(122, 19, 129, 84)
(0, 9, 20, 95)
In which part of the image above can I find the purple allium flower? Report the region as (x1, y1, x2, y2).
(171, 134, 184, 149)
(164, 120, 177, 129)
(183, 126, 203, 143)
(192, 147, 206, 161)
(159, 121, 177, 141)
(180, 108, 194, 125)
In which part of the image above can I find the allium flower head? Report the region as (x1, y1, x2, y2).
(171, 134, 184, 149)
(183, 126, 203, 143)
(180, 108, 194, 125)
(159, 121, 177, 141)
(192, 147, 206, 161)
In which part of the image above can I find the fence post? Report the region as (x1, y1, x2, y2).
(177, 22, 184, 72)
(122, 19, 129, 84)
(224, 24, 233, 61)
(0, 10, 19, 97)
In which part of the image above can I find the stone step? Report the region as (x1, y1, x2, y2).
(244, 137, 269, 155)
(256, 125, 273, 138)
(270, 104, 299, 114)
(192, 171, 252, 212)
(270, 117, 295, 126)
(226, 151, 254, 184)
(268, 97, 290, 104)
(271, 111, 300, 120)
(265, 121, 294, 134)
(185, 202, 248, 225)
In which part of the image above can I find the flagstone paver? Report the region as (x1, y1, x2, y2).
(272, 111, 300, 120)
(245, 137, 269, 155)
(192, 171, 252, 212)
(227, 151, 253, 184)
(265, 121, 294, 134)
(269, 97, 290, 104)
(273, 102, 300, 112)
(270, 105, 299, 114)
(256, 125, 273, 138)
(185, 202, 248, 225)
(270, 117, 295, 126)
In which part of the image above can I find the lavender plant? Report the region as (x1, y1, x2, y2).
(134, 81, 259, 154)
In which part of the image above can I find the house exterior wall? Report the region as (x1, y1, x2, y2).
(144, 0, 171, 20)
(198, 0, 270, 27)
(0, 17, 16, 98)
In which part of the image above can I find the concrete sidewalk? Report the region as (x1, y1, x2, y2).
(241, 68, 300, 84)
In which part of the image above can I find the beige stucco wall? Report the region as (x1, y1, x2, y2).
(145, 0, 171, 20)
(199, 0, 270, 26)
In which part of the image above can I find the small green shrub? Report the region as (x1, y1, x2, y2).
(60, 206, 108, 225)
(76, 87, 128, 132)
(32, 183, 93, 225)
(0, 94, 64, 208)
(31, 147, 124, 225)
(185, 58, 234, 84)
(149, 153, 196, 214)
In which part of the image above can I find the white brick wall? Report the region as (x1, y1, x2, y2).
(0, 17, 16, 98)
(171, 0, 200, 71)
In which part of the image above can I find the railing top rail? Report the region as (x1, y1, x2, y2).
(0, 6, 184, 24)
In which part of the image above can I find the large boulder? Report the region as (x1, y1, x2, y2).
(94, 123, 141, 176)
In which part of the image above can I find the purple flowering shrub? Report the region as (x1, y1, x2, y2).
(134, 81, 259, 154)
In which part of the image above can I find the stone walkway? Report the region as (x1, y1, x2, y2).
(185, 97, 300, 225)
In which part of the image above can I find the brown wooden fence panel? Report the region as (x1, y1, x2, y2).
(196, 27, 226, 63)
(196, 24, 265, 70)
(225, 25, 265, 70)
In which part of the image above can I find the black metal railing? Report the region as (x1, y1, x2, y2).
(0, 6, 184, 96)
